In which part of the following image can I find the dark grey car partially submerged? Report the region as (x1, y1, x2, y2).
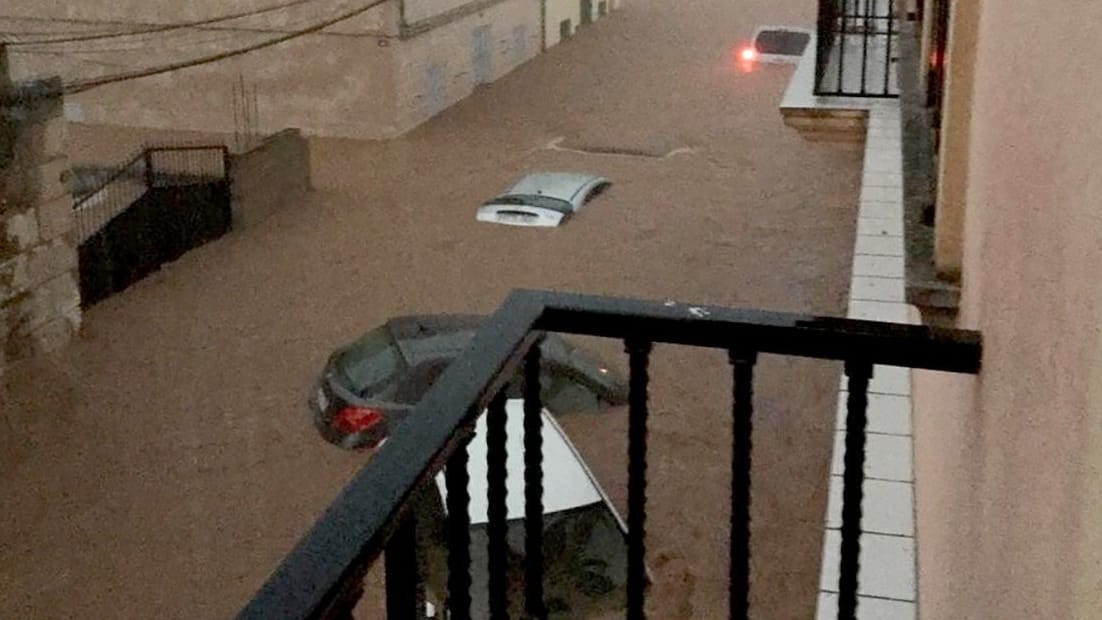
(311, 314, 628, 450)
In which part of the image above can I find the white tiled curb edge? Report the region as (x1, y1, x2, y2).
(815, 101, 920, 620)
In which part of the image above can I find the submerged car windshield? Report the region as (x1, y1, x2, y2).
(484, 194, 573, 214)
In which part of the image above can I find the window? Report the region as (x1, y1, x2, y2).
(337, 327, 407, 395)
(485, 194, 573, 214)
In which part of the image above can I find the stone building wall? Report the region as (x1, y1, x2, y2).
(0, 73, 81, 376)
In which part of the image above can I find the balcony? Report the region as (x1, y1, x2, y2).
(238, 289, 980, 620)
(781, 0, 899, 143)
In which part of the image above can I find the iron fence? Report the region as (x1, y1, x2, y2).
(815, 0, 899, 97)
(73, 145, 229, 243)
(75, 145, 231, 306)
(238, 289, 981, 620)
(72, 152, 148, 244)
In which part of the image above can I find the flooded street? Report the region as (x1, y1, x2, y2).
(1, 0, 862, 617)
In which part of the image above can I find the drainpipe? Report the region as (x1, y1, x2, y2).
(540, 0, 547, 52)
(1, 44, 17, 168)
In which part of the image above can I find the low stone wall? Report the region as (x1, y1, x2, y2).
(229, 129, 311, 228)
(1, 78, 82, 375)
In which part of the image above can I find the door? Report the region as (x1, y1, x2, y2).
(472, 25, 492, 85)
(512, 24, 528, 64)
(425, 63, 445, 117)
(580, 0, 593, 25)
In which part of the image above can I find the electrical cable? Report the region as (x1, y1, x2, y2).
(61, 0, 389, 94)
(0, 0, 323, 45)
(8, 1, 356, 57)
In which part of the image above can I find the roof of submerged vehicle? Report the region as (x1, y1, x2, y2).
(502, 172, 606, 203)
(383, 314, 485, 364)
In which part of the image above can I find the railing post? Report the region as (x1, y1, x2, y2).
(486, 390, 510, 619)
(728, 349, 757, 620)
(385, 513, 420, 620)
(625, 338, 653, 620)
(142, 148, 155, 190)
(837, 360, 873, 620)
(446, 435, 473, 620)
(523, 343, 547, 620)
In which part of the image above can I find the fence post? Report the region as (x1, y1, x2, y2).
(143, 149, 154, 190)
(222, 146, 234, 231)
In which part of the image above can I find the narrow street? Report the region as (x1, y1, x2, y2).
(1, 0, 862, 617)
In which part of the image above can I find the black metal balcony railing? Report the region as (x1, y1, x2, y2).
(815, 0, 899, 97)
(238, 289, 981, 620)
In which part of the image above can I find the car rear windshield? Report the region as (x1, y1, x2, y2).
(485, 194, 573, 214)
(337, 327, 407, 395)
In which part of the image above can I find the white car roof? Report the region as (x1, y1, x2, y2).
(435, 399, 604, 525)
(505, 172, 602, 203)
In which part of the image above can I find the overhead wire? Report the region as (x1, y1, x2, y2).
(0, 0, 323, 46)
(8, 0, 358, 57)
(61, 0, 390, 94)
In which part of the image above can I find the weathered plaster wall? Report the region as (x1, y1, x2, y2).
(393, 0, 540, 133)
(1, 79, 81, 376)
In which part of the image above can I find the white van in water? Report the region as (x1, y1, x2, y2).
(412, 399, 630, 618)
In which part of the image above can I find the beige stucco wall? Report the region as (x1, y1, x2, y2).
(913, 1, 1102, 618)
(3, 2, 402, 139)
(393, 0, 540, 133)
(0, 2, 394, 36)
(403, 0, 479, 24)
(1, 1, 564, 139)
(9, 33, 400, 139)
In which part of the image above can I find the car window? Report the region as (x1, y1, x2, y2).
(543, 373, 603, 414)
(487, 194, 573, 214)
(337, 327, 407, 395)
(501, 367, 607, 414)
(393, 359, 452, 405)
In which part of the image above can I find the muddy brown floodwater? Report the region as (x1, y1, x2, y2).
(1, 0, 862, 617)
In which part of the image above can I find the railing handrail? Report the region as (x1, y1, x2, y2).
(72, 144, 227, 211)
(146, 144, 230, 154)
(72, 151, 146, 211)
(238, 289, 980, 619)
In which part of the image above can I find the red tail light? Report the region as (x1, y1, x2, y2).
(332, 406, 384, 434)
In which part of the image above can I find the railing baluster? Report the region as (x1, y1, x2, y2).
(884, 0, 895, 96)
(837, 0, 847, 92)
(486, 390, 510, 619)
(837, 361, 873, 620)
(728, 349, 757, 620)
(523, 344, 546, 619)
(446, 435, 472, 620)
(625, 339, 653, 620)
(385, 514, 419, 620)
(860, 0, 870, 94)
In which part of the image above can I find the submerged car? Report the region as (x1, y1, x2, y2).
(476, 172, 610, 228)
(312, 314, 628, 450)
(414, 399, 630, 619)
